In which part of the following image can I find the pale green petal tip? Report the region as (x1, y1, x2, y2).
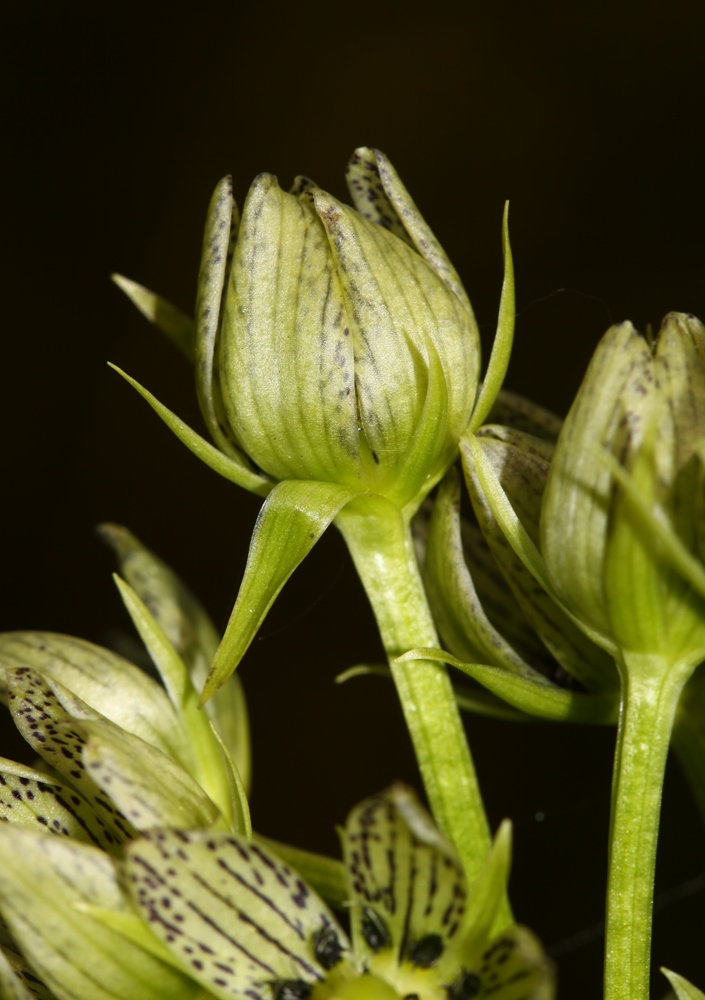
(112, 273, 195, 362)
(468, 201, 515, 434)
(107, 362, 272, 496)
(662, 968, 705, 1000)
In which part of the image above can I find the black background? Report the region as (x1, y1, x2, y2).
(3, 2, 705, 996)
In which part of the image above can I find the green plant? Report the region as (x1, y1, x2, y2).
(0, 147, 702, 1000)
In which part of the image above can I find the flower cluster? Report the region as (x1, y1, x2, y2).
(0, 528, 553, 1000)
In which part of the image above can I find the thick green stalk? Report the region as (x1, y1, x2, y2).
(605, 657, 691, 1000)
(336, 496, 493, 889)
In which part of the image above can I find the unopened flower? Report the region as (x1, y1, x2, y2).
(112, 148, 513, 702)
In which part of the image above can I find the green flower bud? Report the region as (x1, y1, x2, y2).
(206, 149, 480, 508)
(541, 313, 705, 666)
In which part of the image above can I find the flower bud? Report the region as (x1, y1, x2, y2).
(211, 149, 480, 508)
(541, 313, 705, 665)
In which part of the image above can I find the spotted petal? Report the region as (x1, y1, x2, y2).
(343, 784, 468, 982)
(0, 757, 123, 851)
(125, 829, 350, 1000)
(0, 828, 202, 1000)
(0, 945, 54, 999)
(7, 668, 220, 838)
(0, 632, 189, 767)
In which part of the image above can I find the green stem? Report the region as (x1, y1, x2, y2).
(336, 496, 494, 892)
(605, 657, 691, 1000)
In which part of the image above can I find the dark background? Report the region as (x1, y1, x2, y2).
(3, 2, 705, 996)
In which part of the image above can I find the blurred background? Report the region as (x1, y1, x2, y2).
(3, 2, 705, 995)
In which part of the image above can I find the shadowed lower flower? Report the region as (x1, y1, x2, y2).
(0, 529, 551, 999)
(0, 784, 553, 1000)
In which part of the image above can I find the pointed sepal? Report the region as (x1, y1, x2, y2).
(112, 274, 195, 362)
(396, 649, 618, 724)
(98, 522, 251, 792)
(201, 480, 360, 703)
(662, 969, 705, 1000)
(113, 574, 235, 826)
(108, 364, 272, 496)
(468, 202, 515, 434)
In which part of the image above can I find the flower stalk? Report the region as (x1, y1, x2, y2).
(605, 656, 693, 1000)
(336, 496, 495, 895)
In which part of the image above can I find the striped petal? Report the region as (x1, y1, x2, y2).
(0, 829, 201, 1000)
(125, 829, 349, 1000)
(343, 785, 467, 979)
(219, 174, 361, 485)
(0, 632, 188, 766)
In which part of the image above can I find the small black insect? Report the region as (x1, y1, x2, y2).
(409, 933, 444, 968)
(313, 924, 345, 970)
(274, 979, 313, 1000)
(360, 907, 392, 952)
(446, 970, 482, 1000)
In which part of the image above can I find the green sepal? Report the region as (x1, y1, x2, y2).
(253, 836, 348, 909)
(461, 433, 617, 657)
(662, 969, 705, 1000)
(210, 724, 252, 838)
(201, 480, 360, 703)
(335, 663, 532, 721)
(98, 522, 251, 795)
(108, 364, 272, 496)
(396, 333, 450, 512)
(461, 820, 512, 951)
(113, 575, 235, 826)
(396, 649, 618, 724)
(596, 446, 705, 613)
(0, 945, 53, 999)
(423, 467, 544, 678)
(111, 274, 195, 362)
(0, 828, 202, 1000)
(468, 202, 515, 434)
(462, 429, 618, 691)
